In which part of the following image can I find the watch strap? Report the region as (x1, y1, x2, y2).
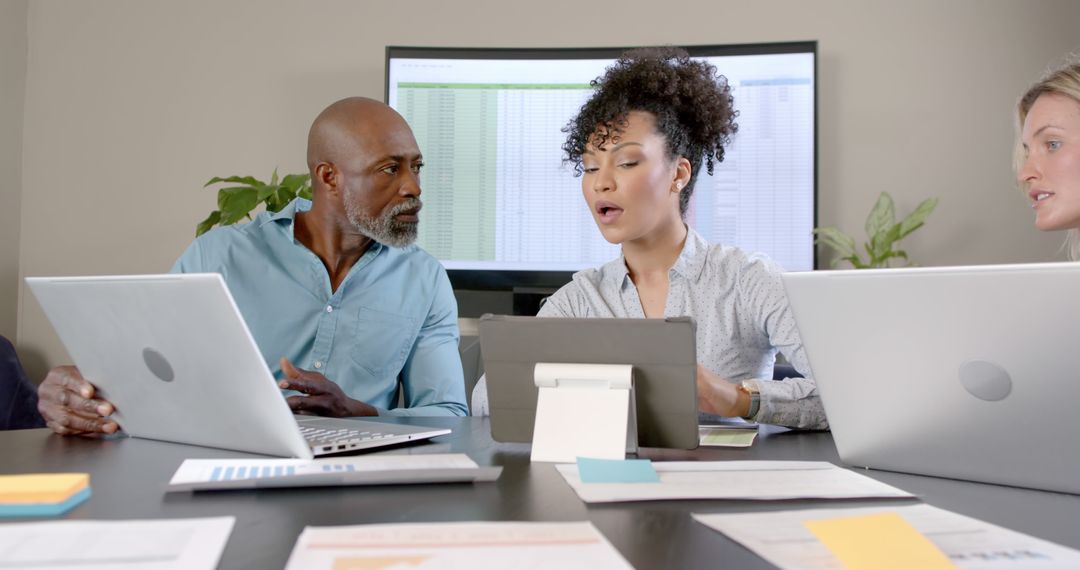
(740, 381, 761, 419)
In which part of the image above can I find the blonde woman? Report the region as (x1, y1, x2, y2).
(1017, 59, 1080, 258)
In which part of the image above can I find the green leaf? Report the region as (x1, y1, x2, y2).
(219, 187, 259, 225)
(869, 223, 902, 262)
(265, 192, 283, 213)
(864, 192, 895, 241)
(898, 197, 939, 239)
(874, 250, 909, 268)
(216, 186, 259, 210)
(273, 186, 296, 211)
(200, 170, 310, 229)
(836, 254, 869, 269)
(811, 192, 936, 269)
(812, 227, 857, 258)
(204, 175, 262, 188)
(195, 210, 221, 237)
(281, 173, 310, 191)
(256, 184, 281, 203)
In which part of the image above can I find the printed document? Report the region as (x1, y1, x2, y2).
(168, 453, 500, 491)
(693, 504, 1080, 570)
(0, 516, 234, 570)
(556, 460, 914, 503)
(284, 521, 633, 570)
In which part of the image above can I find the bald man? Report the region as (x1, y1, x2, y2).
(37, 97, 469, 435)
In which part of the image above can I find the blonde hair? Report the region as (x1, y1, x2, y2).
(1015, 57, 1080, 260)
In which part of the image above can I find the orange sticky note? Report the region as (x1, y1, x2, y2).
(0, 473, 89, 504)
(803, 512, 957, 570)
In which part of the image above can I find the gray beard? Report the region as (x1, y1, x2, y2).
(345, 197, 421, 248)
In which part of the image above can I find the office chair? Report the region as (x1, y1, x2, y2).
(772, 362, 804, 380)
(0, 335, 46, 430)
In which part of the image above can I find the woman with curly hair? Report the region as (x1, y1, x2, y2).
(1016, 58, 1080, 259)
(475, 47, 826, 430)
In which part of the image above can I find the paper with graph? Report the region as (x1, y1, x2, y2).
(167, 454, 500, 491)
(283, 521, 632, 570)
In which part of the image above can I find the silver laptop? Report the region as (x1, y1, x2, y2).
(26, 273, 450, 459)
(782, 262, 1080, 494)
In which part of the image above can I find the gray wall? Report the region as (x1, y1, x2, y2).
(0, 0, 27, 342)
(12, 0, 1080, 381)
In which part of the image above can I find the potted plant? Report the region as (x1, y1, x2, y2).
(813, 192, 938, 269)
(195, 169, 311, 236)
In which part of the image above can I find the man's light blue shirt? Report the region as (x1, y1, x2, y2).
(170, 198, 467, 417)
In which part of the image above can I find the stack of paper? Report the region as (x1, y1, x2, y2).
(0, 473, 90, 517)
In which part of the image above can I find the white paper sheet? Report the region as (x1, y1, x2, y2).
(0, 516, 234, 570)
(531, 380, 631, 463)
(283, 521, 633, 570)
(555, 460, 914, 503)
(168, 453, 500, 491)
(693, 504, 1080, 570)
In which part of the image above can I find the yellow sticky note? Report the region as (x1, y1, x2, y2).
(803, 512, 957, 570)
(0, 473, 90, 504)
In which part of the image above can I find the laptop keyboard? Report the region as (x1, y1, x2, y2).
(298, 425, 397, 452)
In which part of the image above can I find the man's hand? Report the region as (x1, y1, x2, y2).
(278, 358, 377, 417)
(37, 366, 119, 435)
(696, 363, 751, 417)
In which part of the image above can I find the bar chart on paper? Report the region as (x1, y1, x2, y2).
(284, 521, 634, 570)
(204, 463, 362, 482)
(166, 455, 500, 492)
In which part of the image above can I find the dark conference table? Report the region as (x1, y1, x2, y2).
(3, 417, 1079, 569)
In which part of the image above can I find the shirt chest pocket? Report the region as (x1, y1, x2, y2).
(347, 306, 418, 379)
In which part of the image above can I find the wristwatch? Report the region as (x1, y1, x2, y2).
(738, 380, 760, 419)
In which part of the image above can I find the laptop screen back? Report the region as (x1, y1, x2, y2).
(782, 262, 1080, 494)
(27, 274, 312, 458)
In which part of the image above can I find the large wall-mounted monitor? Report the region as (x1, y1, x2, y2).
(386, 42, 816, 291)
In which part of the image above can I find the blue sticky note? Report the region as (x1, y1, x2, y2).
(0, 487, 91, 518)
(576, 457, 660, 483)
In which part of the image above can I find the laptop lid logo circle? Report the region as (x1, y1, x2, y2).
(958, 360, 1012, 402)
(142, 347, 175, 382)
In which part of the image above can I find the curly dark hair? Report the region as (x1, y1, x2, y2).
(563, 46, 738, 216)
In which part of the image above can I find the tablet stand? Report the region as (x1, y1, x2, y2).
(529, 362, 638, 463)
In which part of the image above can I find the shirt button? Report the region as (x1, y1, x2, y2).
(313, 361, 323, 369)
(325, 306, 333, 313)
